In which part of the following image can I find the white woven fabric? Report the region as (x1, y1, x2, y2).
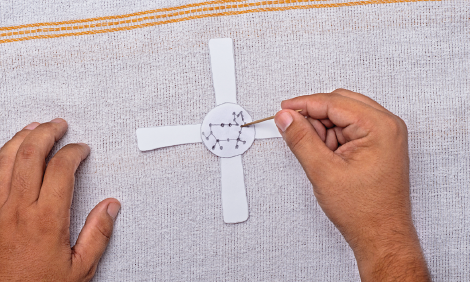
(0, 0, 469, 281)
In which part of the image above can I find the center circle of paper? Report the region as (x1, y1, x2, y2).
(201, 103, 255, 158)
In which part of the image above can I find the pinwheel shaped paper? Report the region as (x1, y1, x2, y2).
(136, 38, 281, 223)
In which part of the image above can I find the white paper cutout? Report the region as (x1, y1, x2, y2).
(136, 124, 202, 151)
(201, 103, 255, 158)
(220, 155, 248, 223)
(253, 119, 282, 139)
(209, 38, 237, 105)
(136, 38, 282, 223)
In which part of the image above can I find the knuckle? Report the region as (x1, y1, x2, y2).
(381, 115, 406, 136)
(95, 222, 113, 241)
(383, 116, 398, 131)
(87, 215, 114, 244)
(286, 129, 310, 153)
(3, 205, 34, 227)
(328, 92, 343, 101)
(17, 143, 39, 160)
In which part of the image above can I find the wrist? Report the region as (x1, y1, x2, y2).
(350, 222, 430, 282)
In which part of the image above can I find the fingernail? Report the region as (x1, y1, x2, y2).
(107, 202, 121, 220)
(50, 118, 64, 123)
(275, 112, 293, 132)
(24, 122, 40, 130)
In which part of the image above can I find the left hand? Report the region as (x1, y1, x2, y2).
(0, 119, 120, 282)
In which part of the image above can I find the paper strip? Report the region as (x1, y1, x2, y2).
(220, 155, 249, 223)
(136, 124, 202, 151)
(209, 38, 238, 105)
(254, 119, 282, 139)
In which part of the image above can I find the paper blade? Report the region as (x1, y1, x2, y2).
(209, 38, 238, 105)
(220, 155, 249, 223)
(136, 124, 202, 151)
(254, 119, 282, 139)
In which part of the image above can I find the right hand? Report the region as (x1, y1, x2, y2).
(274, 89, 429, 281)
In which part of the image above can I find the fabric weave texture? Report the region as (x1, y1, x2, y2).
(0, 0, 469, 281)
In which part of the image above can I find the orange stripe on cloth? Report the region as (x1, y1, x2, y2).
(0, 0, 441, 45)
(0, 1, 266, 37)
(0, 0, 248, 31)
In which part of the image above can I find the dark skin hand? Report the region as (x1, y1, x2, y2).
(0, 118, 120, 281)
(274, 89, 430, 281)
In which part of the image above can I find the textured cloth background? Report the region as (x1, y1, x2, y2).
(1, 0, 469, 281)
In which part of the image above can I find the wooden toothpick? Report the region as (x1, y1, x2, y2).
(241, 109, 302, 127)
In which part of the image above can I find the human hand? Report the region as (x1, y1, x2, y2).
(274, 89, 429, 281)
(0, 119, 120, 281)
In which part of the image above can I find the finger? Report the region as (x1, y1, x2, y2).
(325, 129, 339, 151)
(72, 199, 120, 279)
(331, 88, 392, 114)
(38, 143, 90, 214)
(281, 93, 381, 141)
(334, 127, 347, 145)
(274, 109, 341, 179)
(307, 118, 326, 142)
(0, 122, 40, 207)
(320, 119, 335, 128)
(9, 118, 68, 206)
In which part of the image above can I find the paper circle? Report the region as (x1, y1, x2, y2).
(201, 103, 255, 158)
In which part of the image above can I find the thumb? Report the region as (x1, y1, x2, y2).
(72, 198, 120, 279)
(274, 109, 339, 180)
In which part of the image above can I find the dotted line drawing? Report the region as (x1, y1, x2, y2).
(202, 111, 247, 150)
